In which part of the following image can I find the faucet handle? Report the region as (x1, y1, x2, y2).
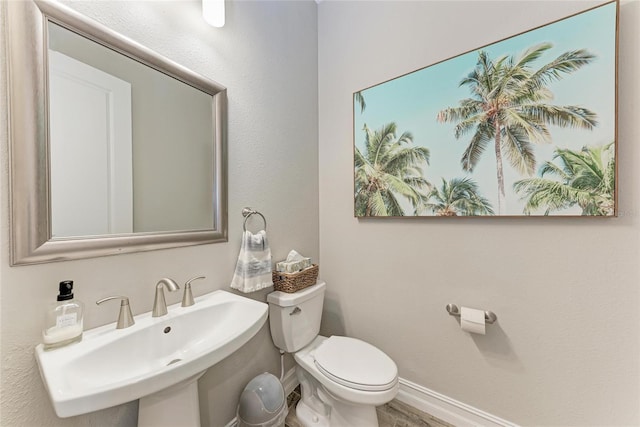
(96, 296, 135, 329)
(182, 276, 205, 307)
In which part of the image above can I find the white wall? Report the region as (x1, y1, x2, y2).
(318, 0, 640, 425)
(0, 1, 318, 426)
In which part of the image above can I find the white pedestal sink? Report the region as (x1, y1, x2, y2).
(35, 290, 268, 426)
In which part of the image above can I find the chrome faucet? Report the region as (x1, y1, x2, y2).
(96, 296, 135, 329)
(152, 278, 180, 317)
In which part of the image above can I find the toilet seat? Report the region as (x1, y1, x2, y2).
(313, 336, 398, 392)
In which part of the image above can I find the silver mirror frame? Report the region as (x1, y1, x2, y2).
(4, 0, 228, 266)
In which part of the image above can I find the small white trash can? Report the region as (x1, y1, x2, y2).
(237, 373, 288, 427)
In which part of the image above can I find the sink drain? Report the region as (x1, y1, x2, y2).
(167, 358, 182, 366)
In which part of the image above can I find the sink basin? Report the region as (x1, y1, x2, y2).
(35, 290, 268, 419)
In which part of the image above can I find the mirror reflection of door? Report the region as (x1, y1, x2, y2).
(48, 50, 133, 238)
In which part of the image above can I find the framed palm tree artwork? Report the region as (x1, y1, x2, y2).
(354, 1, 617, 217)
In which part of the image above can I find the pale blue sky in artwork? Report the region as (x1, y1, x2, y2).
(354, 2, 617, 216)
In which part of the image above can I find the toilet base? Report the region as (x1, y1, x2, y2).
(296, 366, 380, 427)
(296, 400, 330, 427)
(296, 393, 379, 427)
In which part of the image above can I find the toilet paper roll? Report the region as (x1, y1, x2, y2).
(460, 306, 486, 335)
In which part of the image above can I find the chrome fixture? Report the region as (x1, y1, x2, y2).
(182, 276, 206, 307)
(242, 207, 267, 232)
(153, 278, 180, 317)
(445, 304, 497, 324)
(96, 296, 135, 329)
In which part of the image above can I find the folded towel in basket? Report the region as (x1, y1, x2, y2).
(230, 230, 273, 293)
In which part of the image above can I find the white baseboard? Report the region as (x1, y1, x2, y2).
(397, 378, 518, 427)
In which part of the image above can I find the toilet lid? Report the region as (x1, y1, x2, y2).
(313, 336, 398, 392)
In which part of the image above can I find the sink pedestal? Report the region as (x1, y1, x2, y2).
(138, 371, 206, 427)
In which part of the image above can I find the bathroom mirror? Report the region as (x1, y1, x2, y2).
(5, 0, 227, 265)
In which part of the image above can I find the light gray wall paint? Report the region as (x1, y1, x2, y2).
(0, 1, 318, 426)
(3, 0, 639, 426)
(318, 0, 639, 425)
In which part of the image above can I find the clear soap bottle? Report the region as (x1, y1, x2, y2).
(42, 280, 84, 350)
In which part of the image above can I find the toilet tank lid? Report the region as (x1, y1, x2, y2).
(267, 281, 326, 307)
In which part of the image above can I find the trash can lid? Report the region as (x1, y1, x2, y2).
(237, 373, 286, 426)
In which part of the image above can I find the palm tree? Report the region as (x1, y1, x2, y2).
(513, 142, 615, 215)
(425, 177, 494, 216)
(354, 91, 366, 113)
(355, 123, 431, 216)
(437, 43, 598, 215)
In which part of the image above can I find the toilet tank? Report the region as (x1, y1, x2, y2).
(267, 281, 326, 352)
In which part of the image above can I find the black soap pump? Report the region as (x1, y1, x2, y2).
(42, 281, 85, 350)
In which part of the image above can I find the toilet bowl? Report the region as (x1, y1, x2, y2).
(294, 335, 399, 426)
(267, 281, 399, 427)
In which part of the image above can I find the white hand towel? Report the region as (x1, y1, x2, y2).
(230, 230, 273, 293)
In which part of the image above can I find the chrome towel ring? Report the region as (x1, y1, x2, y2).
(242, 207, 267, 232)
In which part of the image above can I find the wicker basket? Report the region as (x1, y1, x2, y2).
(272, 264, 319, 293)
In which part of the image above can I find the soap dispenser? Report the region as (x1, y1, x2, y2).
(42, 280, 84, 350)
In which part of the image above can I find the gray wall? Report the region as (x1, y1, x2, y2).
(0, 1, 318, 426)
(3, 0, 640, 426)
(318, 0, 639, 425)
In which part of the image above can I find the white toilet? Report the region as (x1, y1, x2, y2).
(267, 281, 399, 427)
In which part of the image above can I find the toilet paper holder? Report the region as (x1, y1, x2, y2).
(446, 304, 497, 324)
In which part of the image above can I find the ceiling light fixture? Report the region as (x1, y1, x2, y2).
(203, 0, 225, 28)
